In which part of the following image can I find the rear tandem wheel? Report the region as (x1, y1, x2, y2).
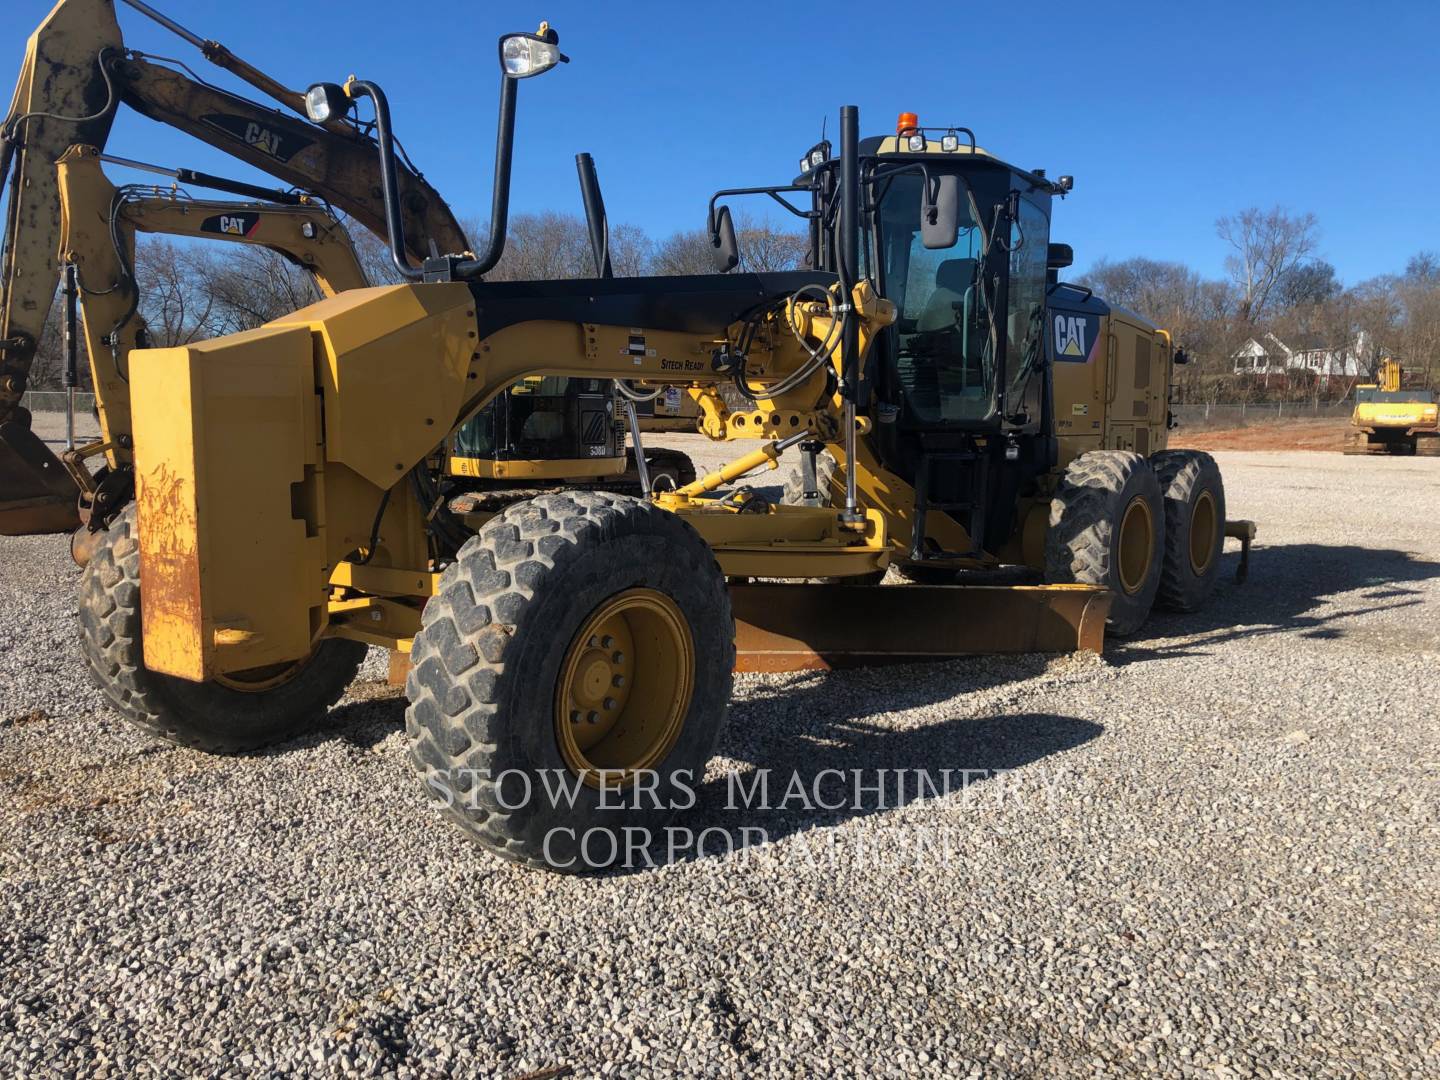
(1045, 450, 1165, 636)
(1150, 450, 1227, 612)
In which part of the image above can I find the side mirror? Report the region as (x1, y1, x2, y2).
(1046, 242, 1074, 272)
(709, 204, 739, 273)
(921, 174, 960, 250)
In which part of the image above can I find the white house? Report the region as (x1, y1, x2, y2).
(1231, 333, 1292, 376)
(1232, 332, 1365, 383)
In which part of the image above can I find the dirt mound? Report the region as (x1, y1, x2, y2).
(1171, 418, 1349, 452)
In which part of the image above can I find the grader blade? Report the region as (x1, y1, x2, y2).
(0, 419, 80, 535)
(729, 582, 1110, 672)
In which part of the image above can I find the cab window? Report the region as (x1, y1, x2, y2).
(876, 172, 990, 425)
(1003, 194, 1050, 420)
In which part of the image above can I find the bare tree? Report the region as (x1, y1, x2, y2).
(26, 297, 67, 390)
(134, 239, 219, 346)
(651, 212, 807, 276)
(1406, 251, 1439, 283)
(435, 212, 652, 281)
(1079, 256, 1239, 398)
(1274, 260, 1340, 309)
(734, 218, 809, 272)
(1396, 269, 1440, 388)
(650, 229, 716, 276)
(348, 223, 405, 286)
(204, 246, 324, 333)
(1215, 206, 1319, 323)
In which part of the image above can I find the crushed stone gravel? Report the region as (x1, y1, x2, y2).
(1, 445, 1437, 1077)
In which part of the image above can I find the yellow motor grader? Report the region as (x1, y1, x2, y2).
(7, 4, 1253, 870)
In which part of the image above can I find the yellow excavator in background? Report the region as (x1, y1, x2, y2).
(50, 144, 370, 554)
(1345, 358, 1438, 456)
(0, 0, 685, 539)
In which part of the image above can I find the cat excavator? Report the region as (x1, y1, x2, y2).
(47, 143, 372, 557)
(0, 0, 682, 539)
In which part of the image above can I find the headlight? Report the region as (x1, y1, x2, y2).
(906, 134, 926, 152)
(304, 82, 350, 124)
(500, 33, 566, 78)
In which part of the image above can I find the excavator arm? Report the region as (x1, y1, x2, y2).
(115, 54, 466, 261)
(0, 0, 464, 533)
(0, 0, 122, 418)
(51, 143, 369, 547)
(57, 142, 367, 472)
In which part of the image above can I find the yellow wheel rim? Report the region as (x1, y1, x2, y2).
(1189, 489, 1218, 575)
(1117, 496, 1155, 595)
(214, 660, 307, 692)
(555, 588, 693, 788)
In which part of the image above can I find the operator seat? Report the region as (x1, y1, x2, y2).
(899, 257, 978, 421)
(917, 258, 975, 332)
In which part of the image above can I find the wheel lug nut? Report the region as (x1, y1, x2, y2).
(601, 635, 614, 649)
(569, 710, 581, 724)
(611, 674, 625, 688)
(603, 697, 617, 711)
(586, 710, 600, 724)
(611, 651, 624, 664)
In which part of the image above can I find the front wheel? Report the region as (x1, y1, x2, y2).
(78, 507, 366, 753)
(404, 491, 734, 872)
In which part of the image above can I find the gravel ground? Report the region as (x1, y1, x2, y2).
(2, 439, 1438, 1077)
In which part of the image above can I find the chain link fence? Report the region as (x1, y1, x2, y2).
(18, 390, 97, 415)
(1172, 401, 1353, 429)
(16, 390, 1353, 431)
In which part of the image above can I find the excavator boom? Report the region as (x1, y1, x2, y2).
(0, 0, 465, 533)
(1, 0, 122, 416)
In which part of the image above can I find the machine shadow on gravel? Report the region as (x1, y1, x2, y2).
(596, 658, 1104, 873)
(1114, 542, 1440, 663)
(302, 653, 1102, 873)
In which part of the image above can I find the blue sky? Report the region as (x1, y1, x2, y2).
(5, 0, 1437, 285)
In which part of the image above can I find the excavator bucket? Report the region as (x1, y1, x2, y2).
(729, 581, 1111, 671)
(0, 418, 80, 534)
